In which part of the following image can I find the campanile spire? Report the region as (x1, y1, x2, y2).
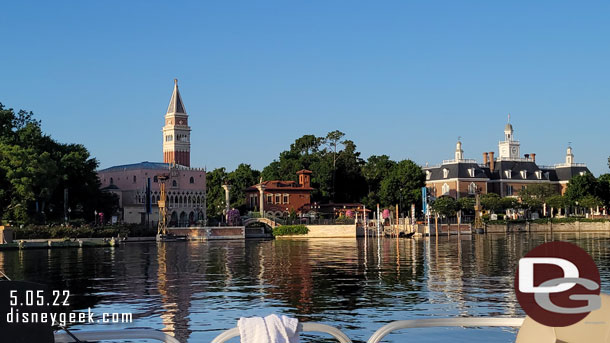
(163, 79, 191, 167)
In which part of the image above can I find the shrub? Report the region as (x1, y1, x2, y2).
(11, 224, 157, 239)
(273, 225, 309, 236)
(335, 215, 353, 224)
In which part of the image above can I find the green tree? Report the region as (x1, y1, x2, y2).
(519, 184, 557, 216)
(481, 193, 503, 213)
(333, 139, 366, 203)
(260, 131, 367, 203)
(0, 103, 110, 224)
(546, 195, 570, 217)
(578, 195, 602, 215)
(324, 130, 345, 201)
(596, 174, 610, 207)
(457, 196, 475, 213)
(204, 167, 228, 221)
(379, 160, 425, 209)
(227, 164, 260, 212)
(565, 173, 598, 204)
(430, 196, 458, 219)
(361, 155, 396, 208)
(500, 197, 519, 211)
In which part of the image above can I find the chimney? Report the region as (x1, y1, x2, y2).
(524, 153, 530, 159)
(483, 152, 489, 166)
(489, 151, 495, 172)
(531, 153, 536, 163)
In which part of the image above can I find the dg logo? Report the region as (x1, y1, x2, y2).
(515, 241, 602, 327)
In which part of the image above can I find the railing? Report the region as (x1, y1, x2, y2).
(367, 318, 524, 343)
(54, 329, 181, 343)
(554, 162, 587, 168)
(211, 323, 352, 343)
(495, 156, 533, 162)
(442, 159, 478, 164)
(272, 217, 357, 226)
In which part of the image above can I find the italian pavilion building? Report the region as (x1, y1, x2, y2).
(97, 80, 207, 226)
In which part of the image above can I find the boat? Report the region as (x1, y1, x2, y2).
(3, 274, 608, 343)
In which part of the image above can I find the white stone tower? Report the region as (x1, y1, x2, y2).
(498, 115, 520, 160)
(566, 145, 574, 165)
(455, 139, 464, 161)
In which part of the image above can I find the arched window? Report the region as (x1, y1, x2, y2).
(443, 168, 449, 178)
(442, 183, 450, 195)
(189, 176, 194, 184)
(153, 176, 158, 182)
(172, 180, 177, 187)
(133, 175, 137, 183)
(110, 177, 114, 185)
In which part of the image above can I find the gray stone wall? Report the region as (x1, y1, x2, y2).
(485, 221, 610, 233)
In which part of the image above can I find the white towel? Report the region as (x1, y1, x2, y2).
(238, 314, 300, 343)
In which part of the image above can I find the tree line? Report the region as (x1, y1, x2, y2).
(0, 103, 117, 224)
(206, 130, 425, 220)
(3, 102, 609, 225)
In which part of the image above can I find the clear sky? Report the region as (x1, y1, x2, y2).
(1, 1, 609, 175)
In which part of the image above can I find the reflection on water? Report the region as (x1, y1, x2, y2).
(1, 233, 609, 342)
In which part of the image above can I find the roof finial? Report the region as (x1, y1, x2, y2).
(508, 113, 511, 123)
(457, 136, 462, 142)
(174, 78, 178, 86)
(568, 141, 572, 148)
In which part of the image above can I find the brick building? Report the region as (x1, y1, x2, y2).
(97, 80, 206, 225)
(424, 121, 590, 199)
(245, 170, 313, 217)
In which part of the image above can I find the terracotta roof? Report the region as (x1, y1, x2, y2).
(296, 169, 313, 174)
(246, 180, 313, 191)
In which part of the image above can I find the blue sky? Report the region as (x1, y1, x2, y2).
(1, 1, 609, 175)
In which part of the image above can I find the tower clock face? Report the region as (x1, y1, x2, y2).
(511, 147, 518, 155)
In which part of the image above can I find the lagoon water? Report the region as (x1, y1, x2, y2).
(1, 233, 609, 342)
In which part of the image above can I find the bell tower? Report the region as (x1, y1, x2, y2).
(163, 79, 191, 167)
(498, 115, 520, 160)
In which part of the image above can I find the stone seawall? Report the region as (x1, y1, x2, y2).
(277, 224, 358, 238)
(486, 221, 610, 233)
(167, 226, 245, 240)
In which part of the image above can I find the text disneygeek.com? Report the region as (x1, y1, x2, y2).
(4, 308, 133, 326)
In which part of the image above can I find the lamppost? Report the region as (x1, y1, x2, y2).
(67, 208, 72, 222)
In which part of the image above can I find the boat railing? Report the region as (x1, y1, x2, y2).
(366, 317, 524, 343)
(211, 322, 352, 343)
(54, 329, 181, 343)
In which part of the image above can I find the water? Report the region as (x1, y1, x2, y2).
(1, 233, 609, 342)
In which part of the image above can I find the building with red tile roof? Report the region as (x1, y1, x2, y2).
(245, 170, 313, 217)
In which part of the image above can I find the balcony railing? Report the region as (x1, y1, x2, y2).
(441, 158, 478, 164)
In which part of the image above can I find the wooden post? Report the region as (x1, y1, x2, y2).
(457, 210, 461, 239)
(435, 213, 439, 244)
(395, 204, 399, 238)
